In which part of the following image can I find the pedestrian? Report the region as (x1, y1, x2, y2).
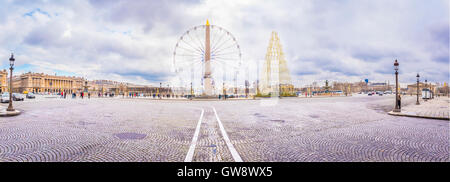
(88, 92, 91, 99)
(398, 95, 402, 109)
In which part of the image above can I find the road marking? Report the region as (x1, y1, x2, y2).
(184, 109, 204, 162)
(212, 107, 243, 162)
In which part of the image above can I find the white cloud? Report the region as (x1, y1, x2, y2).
(0, 0, 448, 87)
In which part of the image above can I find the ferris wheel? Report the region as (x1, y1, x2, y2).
(173, 23, 242, 95)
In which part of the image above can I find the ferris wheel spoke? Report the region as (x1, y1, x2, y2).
(176, 53, 203, 58)
(210, 29, 221, 47)
(211, 31, 227, 51)
(180, 39, 204, 54)
(186, 31, 205, 53)
(192, 28, 206, 51)
(212, 45, 236, 55)
(211, 38, 232, 54)
(176, 46, 203, 56)
(175, 59, 203, 68)
(212, 51, 240, 58)
(212, 58, 239, 69)
(211, 56, 239, 61)
(211, 44, 239, 56)
(211, 28, 226, 50)
(212, 55, 239, 60)
(176, 57, 204, 64)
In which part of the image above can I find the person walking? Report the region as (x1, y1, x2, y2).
(88, 92, 91, 99)
(398, 94, 402, 110)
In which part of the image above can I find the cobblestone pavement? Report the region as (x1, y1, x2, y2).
(389, 97, 449, 120)
(212, 95, 449, 162)
(191, 108, 233, 162)
(0, 95, 448, 162)
(0, 98, 199, 162)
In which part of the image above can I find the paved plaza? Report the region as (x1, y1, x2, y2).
(0, 95, 448, 162)
(389, 97, 449, 120)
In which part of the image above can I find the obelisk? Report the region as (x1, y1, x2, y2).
(204, 20, 213, 96)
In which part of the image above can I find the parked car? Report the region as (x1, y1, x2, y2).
(378, 92, 383, 96)
(12, 93, 25, 101)
(368, 92, 373, 96)
(26, 93, 36, 99)
(1, 92, 10, 103)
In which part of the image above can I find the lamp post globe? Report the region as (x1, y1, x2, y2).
(394, 60, 399, 71)
(9, 53, 15, 67)
(7, 53, 15, 111)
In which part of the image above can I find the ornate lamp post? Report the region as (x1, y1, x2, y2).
(190, 82, 193, 100)
(430, 81, 433, 99)
(245, 80, 249, 98)
(393, 60, 400, 112)
(416, 73, 420, 105)
(167, 84, 170, 98)
(279, 83, 282, 98)
(222, 82, 226, 100)
(159, 82, 162, 99)
(7, 53, 15, 111)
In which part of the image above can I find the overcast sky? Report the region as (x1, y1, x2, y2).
(0, 0, 448, 87)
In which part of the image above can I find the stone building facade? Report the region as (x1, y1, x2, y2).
(9, 72, 174, 96)
(11, 72, 85, 94)
(0, 70, 9, 93)
(406, 82, 435, 96)
(0, 69, 7, 93)
(88, 80, 129, 96)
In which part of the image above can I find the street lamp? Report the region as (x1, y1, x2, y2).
(430, 81, 433, 99)
(190, 82, 193, 100)
(7, 53, 15, 111)
(393, 59, 400, 112)
(416, 73, 420, 105)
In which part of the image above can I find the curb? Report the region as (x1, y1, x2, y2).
(388, 111, 449, 121)
(0, 108, 22, 117)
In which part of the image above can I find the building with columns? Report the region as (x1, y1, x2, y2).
(11, 72, 85, 94)
(406, 82, 435, 96)
(0, 69, 7, 93)
(88, 80, 129, 96)
(9, 72, 175, 97)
